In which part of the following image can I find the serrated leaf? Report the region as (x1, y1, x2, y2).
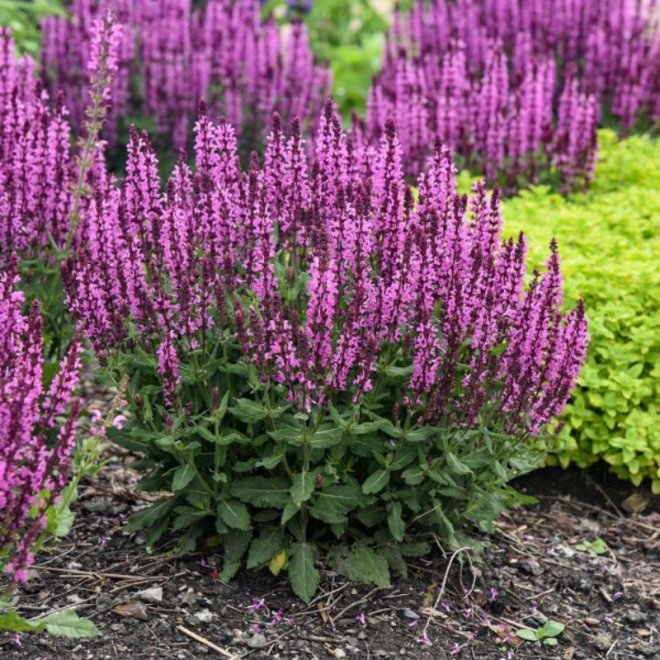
(281, 501, 299, 525)
(363, 469, 390, 494)
(309, 483, 370, 524)
(43, 611, 100, 638)
(291, 472, 316, 506)
(431, 505, 457, 545)
(231, 476, 291, 508)
(219, 529, 252, 583)
(401, 466, 425, 485)
(217, 499, 251, 531)
(331, 544, 391, 587)
(387, 502, 405, 542)
(247, 526, 286, 569)
(126, 498, 175, 533)
(310, 426, 343, 449)
(229, 398, 269, 423)
(172, 464, 195, 491)
(269, 548, 288, 576)
(289, 542, 319, 603)
(446, 452, 473, 475)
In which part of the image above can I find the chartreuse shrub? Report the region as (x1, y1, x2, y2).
(63, 103, 588, 602)
(503, 130, 660, 491)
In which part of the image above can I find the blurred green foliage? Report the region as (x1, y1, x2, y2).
(503, 130, 660, 491)
(304, 0, 387, 118)
(265, 0, 390, 119)
(0, 0, 65, 56)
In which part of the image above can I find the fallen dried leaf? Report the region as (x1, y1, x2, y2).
(112, 601, 148, 621)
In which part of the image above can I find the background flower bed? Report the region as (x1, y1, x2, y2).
(503, 130, 660, 490)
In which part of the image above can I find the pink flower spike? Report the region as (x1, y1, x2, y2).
(250, 598, 266, 611)
(355, 612, 366, 625)
(13, 633, 21, 647)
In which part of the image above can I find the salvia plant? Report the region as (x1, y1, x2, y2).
(62, 99, 588, 602)
(41, 0, 332, 152)
(359, 0, 660, 191)
(0, 257, 81, 587)
(0, 14, 118, 359)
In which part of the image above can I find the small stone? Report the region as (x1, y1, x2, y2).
(624, 610, 647, 624)
(358, 632, 367, 640)
(585, 617, 600, 626)
(95, 594, 113, 610)
(194, 608, 213, 624)
(68, 561, 83, 570)
(136, 587, 163, 604)
(330, 650, 346, 659)
(247, 633, 268, 649)
(521, 560, 543, 576)
(593, 633, 612, 652)
(403, 608, 419, 620)
(179, 591, 198, 606)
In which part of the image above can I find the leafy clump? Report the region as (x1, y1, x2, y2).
(64, 102, 587, 602)
(504, 130, 660, 491)
(516, 620, 565, 647)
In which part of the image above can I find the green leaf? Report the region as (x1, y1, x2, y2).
(516, 629, 539, 642)
(43, 611, 100, 638)
(0, 611, 42, 632)
(387, 502, 405, 542)
(291, 472, 316, 506)
(217, 499, 251, 531)
(247, 526, 286, 569)
(446, 452, 473, 475)
(281, 501, 299, 525)
(231, 476, 291, 508)
(310, 426, 344, 449)
(172, 464, 196, 491)
(404, 427, 439, 443)
(229, 398, 269, 424)
(402, 466, 425, 485)
(543, 638, 559, 646)
(219, 529, 252, 583)
(213, 391, 230, 422)
(542, 621, 565, 638)
(362, 469, 390, 494)
(126, 498, 175, 533)
(289, 542, 320, 603)
(309, 483, 370, 524)
(330, 544, 391, 587)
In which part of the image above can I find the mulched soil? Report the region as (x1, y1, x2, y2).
(2, 454, 659, 660)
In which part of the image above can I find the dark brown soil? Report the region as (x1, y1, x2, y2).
(1, 460, 659, 660)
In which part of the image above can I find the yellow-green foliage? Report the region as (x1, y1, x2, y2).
(503, 130, 660, 491)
